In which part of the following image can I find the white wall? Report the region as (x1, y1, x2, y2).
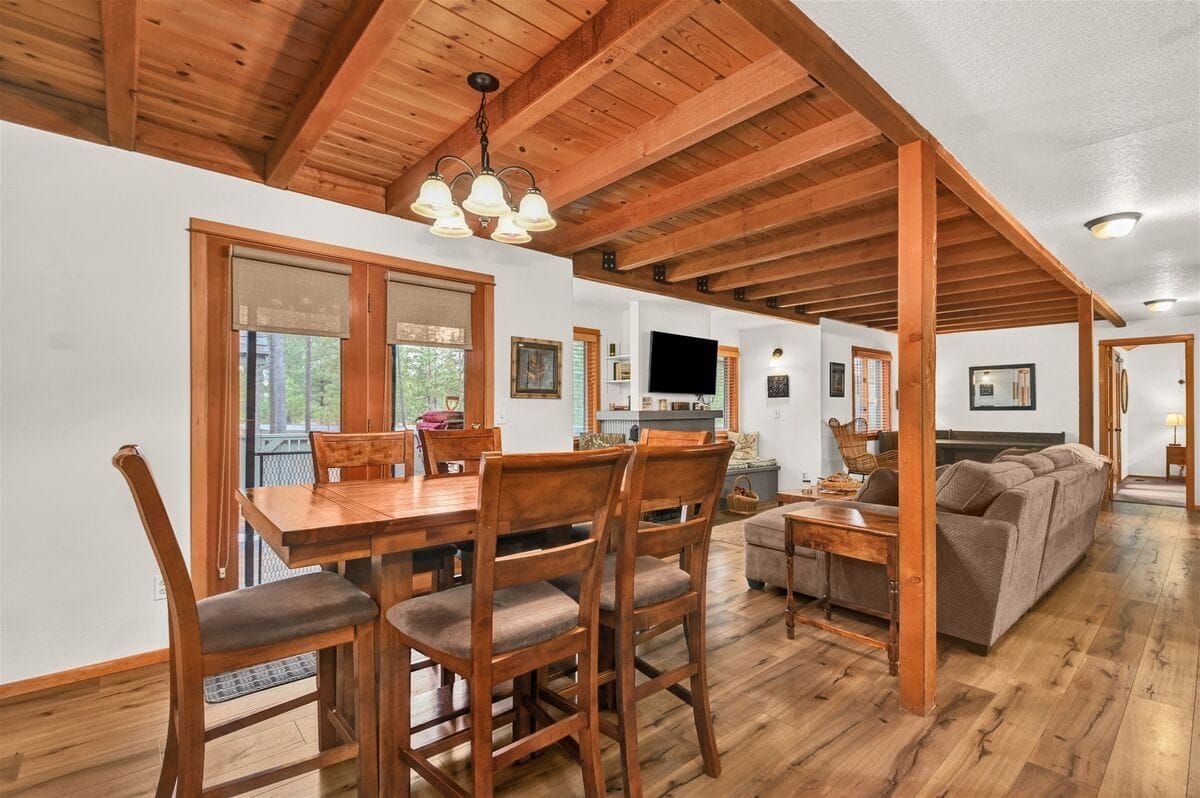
(572, 301, 628, 410)
(936, 323, 1079, 439)
(819, 318, 899, 476)
(1121, 343, 1187, 477)
(739, 324, 824, 489)
(0, 122, 575, 682)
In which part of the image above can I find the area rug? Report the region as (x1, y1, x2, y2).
(1113, 477, 1187, 508)
(203, 653, 316, 703)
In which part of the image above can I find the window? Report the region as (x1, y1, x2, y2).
(713, 346, 739, 432)
(572, 327, 600, 435)
(852, 346, 892, 432)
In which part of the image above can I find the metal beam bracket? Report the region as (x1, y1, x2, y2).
(696, 276, 709, 293)
(733, 288, 746, 301)
(652, 264, 667, 283)
(766, 297, 779, 309)
(794, 306, 807, 315)
(601, 251, 617, 272)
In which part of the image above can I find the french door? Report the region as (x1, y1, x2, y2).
(191, 221, 494, 597)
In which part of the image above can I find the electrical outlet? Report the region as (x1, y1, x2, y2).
(496, 408, 507, 424)
(154, 575, 167, 601)
(773, 409, 781, 420)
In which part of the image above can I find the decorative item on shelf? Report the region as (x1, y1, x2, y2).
(670, 401, 690, 411)
(410, 73, 556, 244)
(1165, 412, 1186, 445)
(767, 374, 790, 398)
(444, 395, 460, 412)
(829, 362, 845, 397)
(612, 361, 631, 380)
(726, 475, 760, 516)
(817, 473, 862, 494)
(608, 402, 629, 411)
(510, 337, 561, 399)
(608, 343, 617, 357)
(658, 399, 668, 411)
(641, 397, 652, 410)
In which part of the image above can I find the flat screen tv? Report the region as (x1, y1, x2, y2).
(648, 331, 718, 395)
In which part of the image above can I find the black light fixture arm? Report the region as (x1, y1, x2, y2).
(497, 165, 539, 191)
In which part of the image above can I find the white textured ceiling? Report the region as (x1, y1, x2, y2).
(799, 0, 1200, 323)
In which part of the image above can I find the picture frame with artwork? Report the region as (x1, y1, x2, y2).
(829, 362, 845, 398)
(510, 336, 562, 399)
(767, 374, 790, 398)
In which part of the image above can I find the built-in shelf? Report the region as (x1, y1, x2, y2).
(605, 354, 630, 360)
(605, 379, 631, 384)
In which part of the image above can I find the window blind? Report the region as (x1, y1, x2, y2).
(230, 245, 352, 338)
(852, 347, 892, 432)
(385, 271, 475, 350)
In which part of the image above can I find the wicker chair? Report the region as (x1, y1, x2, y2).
(828, 417, 900, 476)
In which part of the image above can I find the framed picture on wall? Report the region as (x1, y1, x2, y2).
(510, 337, 562, 399)
(767, 374, 790, 398)
(829, 362, 845, 397)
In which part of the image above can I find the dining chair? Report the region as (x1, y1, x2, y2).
(639, 427, 713, 446)
(112, 445, 379, 798)
(551, 440, 734, 797)
(385, 446, 632, 797)
(421, 426, 551, 580)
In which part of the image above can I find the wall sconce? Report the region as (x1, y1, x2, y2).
(770, 347, 783, 364)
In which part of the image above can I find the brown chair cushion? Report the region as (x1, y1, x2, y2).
(197, 571, 377, 654)
(386, 582, 578, 659)
(935, 460, 1035, 516)
(552, 553, 691, 611)
(855, 468, 900, 506)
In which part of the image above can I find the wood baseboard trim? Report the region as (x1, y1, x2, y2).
(0, 648, 168, 702)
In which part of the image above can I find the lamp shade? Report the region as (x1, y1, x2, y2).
(490, 209, 531, 244)
(515, 188, 556, 231)
(462, 170, 510, 217)
(430, 206, 473, 238)
(411, 174, 455, 219)
(1165, 413, 1186, 428)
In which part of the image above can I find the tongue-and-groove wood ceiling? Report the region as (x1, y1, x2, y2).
(0, 0, 1124, 331)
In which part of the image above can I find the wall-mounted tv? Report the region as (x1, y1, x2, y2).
(648, 331, 718, 395)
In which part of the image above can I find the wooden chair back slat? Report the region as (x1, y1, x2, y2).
(420, 427, 502, 476)
(472, 447, 631, 653)
(639, 428, 712, 446)
(636, 518, 710, 559)
(310, 431, 414, 482)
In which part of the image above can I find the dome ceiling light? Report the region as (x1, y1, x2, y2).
(1084, 212, 1141, 240)
(411, 73, 555, 244)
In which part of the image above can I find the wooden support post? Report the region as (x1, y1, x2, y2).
(1078, 294, 1095, 447)
(896, 139, 937, 715)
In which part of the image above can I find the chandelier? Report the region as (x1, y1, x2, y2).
(410, 72, 556, 244)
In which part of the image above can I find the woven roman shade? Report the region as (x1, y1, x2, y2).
(386, 272, 474, 350)
(230, 246, 351, 338)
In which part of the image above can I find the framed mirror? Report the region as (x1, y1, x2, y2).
(969, 364, 1036, 411)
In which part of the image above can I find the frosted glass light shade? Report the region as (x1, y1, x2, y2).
(1144, 298, 1177, 312)
(1165, 413, 1186, 428)
(515, 188, 556, 231)
(491, 210, 531, 244)
(411, 174, 455, 219)
(462, 170, 509, 217)
(430, 207, 473, 238)
(1085, 212, 1141, 240)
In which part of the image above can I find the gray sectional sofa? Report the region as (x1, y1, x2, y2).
(742, 447, 1109, 652)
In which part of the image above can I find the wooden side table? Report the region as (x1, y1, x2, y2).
(777, 487, 857, 504)
(783, 504, 899, 675)
(1166, 444, 1187, 480)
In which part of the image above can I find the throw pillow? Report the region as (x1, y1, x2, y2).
(728, 431, 759, 462)
(578, 432, 625, 450)
(1041, 448, 1075, 469)
(857, 468, 900, 506)
(935, 460, 1036, 516)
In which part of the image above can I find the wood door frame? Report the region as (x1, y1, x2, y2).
(1098, 334, 1195, 512)
(189, 219, 495, 597)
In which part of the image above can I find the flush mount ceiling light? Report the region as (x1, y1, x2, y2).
(411, 72, 555, 243)
(1144, 298, 1177, 312)
(1084, 212, 1141, 240)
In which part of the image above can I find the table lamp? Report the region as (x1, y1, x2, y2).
(1165, 412, 1185, 445)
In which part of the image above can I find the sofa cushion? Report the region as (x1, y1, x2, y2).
(855, 468, 899, 506)
(992, 447, 1035, 461)
(728, 431, 760, 463)
(726, 457, 778, 470)
(742, 504, 817, 557)
(935, 460, 1035, 516)
(578, 432, 626, 450)
(1041, 448, 1075, 469)
(997, 453, 1055, 477)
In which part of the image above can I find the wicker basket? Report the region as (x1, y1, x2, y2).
(726, 474, 760, 516)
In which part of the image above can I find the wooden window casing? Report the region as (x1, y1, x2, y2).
(717, 345, 739, 433)
(851, 346, 892, 433)
(190, 219, 494, 597)
(573, 326, 601, 434)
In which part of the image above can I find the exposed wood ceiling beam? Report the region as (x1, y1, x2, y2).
(384, 0, 704, 217)
(937, 237, 1020, 267)
(931, 315, 1081, 334)
(539, 51, 815, 209)
(724, 0, 929, 146)
(702, 221, 995, 293)
(936, 146, 1125, 327)
(99, 0, 141, 150)
(775, 272, 1056, 311)
(845, 293, 1079, 326)
(0, 81, 107, 145)
(667, 192, 969, 281)
(614, 161, 899, 272)
(573, 249, 816, 324)
(265, 0, 425, 188)
(550, 112, 882, 254)
(743, 257, 902, 299)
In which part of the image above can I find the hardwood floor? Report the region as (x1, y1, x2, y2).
(1, 501, 1196, 797)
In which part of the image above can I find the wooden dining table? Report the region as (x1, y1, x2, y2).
(236, 474, 486, 798)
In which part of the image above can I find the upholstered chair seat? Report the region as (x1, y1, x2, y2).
(197, 570, 378, 654)
(553, 553, 691, 611)
(386, 581, 580, 659)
